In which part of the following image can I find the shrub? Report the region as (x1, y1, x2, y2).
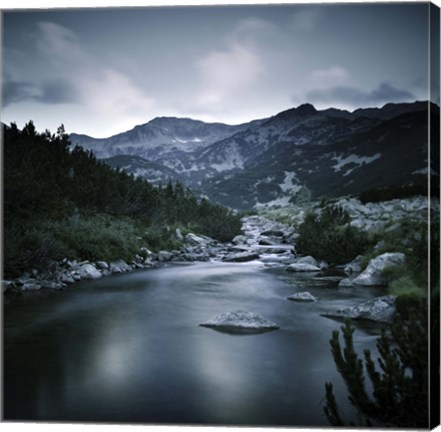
(324, 307, 429, 428)
(296, 205, 370, 265)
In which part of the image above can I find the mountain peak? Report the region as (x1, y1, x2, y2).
(296, 103, 317, 116)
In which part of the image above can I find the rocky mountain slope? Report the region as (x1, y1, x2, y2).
(70, 101, 438, 210)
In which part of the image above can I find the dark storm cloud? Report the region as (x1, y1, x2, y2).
(2, 78, 79, 107)
(306, 83, 416, 107)
(35, 79, 80, 104)
(3, 80, 35, 107)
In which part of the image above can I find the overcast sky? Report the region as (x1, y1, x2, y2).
(2, 2, 439, 137)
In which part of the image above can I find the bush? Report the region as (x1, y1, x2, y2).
(296, 205, 370, 265)
(359, 179, 431, 204)
(324, 307, 429, 428)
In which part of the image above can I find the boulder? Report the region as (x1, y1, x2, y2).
(321, 295, 397, 323)
(287, 292, 317, 302)
(351, 252, 406, 286)
(200, 310, 279, 333)
(223, 252, 260, 263)
(286, 263, 320, 272)
(338, 277, 355, 287)
(96, 261, 109, 270)
(39, 280, 63, 290)
(343, 255, 364, 275)
(75, 263, 102, 280)
(296, 256, 319, 267)
(157, 251, 174, 262)
(185, 233, 214, 247)
(109, 260, 132, 273)
(232, 235, 247, 245)
(21, 282, 42, 291)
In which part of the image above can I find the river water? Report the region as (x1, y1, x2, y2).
(3, 261, 384, 426)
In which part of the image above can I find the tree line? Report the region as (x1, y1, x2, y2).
(3, 121, 242, 276)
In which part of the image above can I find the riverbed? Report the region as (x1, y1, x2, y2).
(3, 260, 384, 426)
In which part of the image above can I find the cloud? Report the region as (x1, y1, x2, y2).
(306, 82, 416, 107)
(3, 80, 37, 107)
(3, 78, 79, 107)
(291, 8, 322, 31)
(6, 21, 155, 123)
(193, 18, 270, 112)
(195, 43, 262, 106)
(312, 66, 349, 80)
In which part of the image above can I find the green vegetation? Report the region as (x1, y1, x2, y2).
(358, 176, 437, 204)
(324, 306, 430, 428)
(296, 205, 370, 265)
(3, 122, 241, 277)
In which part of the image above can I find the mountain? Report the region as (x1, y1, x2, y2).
(101, 154, 181, 185)
(70, 101, 438, 210)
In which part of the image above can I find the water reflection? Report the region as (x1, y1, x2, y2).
(4, 262, 380, 425)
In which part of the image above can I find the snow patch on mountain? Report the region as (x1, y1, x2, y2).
(332, 153, 381, 172)
(279, 171, 300, 193)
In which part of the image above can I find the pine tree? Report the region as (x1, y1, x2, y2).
(324, 307, 429, 428)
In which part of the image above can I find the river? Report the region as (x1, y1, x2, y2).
(3, 261, 384, 426)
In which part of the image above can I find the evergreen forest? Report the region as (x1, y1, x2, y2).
(3, 122, 242, 277)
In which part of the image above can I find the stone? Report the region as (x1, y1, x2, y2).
(287, 292, 318, 302)
(75, 263, 102, 280)
(157, 251, 174, 262)
(232, 235, 247, 245)
(351, 252, 406, 286)
(296, 256, 319, 267)
(175, 228, 184, 241)
(200, 310, 279, 333)
(58, 271, 75, 284)
(261, 229, 284, 237)
(321, 295, 397, 323)
(21, 282, 41, 291)
(223, 252, 260, 263)
(286, 263, 320, 272)
(39, 280, 64, 290)
(185, 233, 214, 247)
(338, 277, 354, 287)
(343, 255, 364, 275)
(96, 261, 109, 270)
(109, 260, 132, 273)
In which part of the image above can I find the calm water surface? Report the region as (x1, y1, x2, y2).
(4, 261, 383, 426)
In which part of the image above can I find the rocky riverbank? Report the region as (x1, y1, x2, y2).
(4, 195, 434, 326)
(2, 215, 297, 295)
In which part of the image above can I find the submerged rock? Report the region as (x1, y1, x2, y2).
(199, 310, 280, 333)
(287, 291, 318, 302)
(321, 295, 397, 323)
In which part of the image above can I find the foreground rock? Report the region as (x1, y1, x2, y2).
(350, 252, 406, 286)
(287, 291, 318, 302)
(199, 310, 280, 333)
(321, 295, 397, 323)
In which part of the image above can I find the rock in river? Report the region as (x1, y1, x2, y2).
(286, 263, 320, 272)
(287, 291, 318, 302)
(321, 295, 397, 323)
(199, 310, 280, 333)
(223, 252, 260, 263)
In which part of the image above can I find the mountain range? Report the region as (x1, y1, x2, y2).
(70, 101, 439, 211)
